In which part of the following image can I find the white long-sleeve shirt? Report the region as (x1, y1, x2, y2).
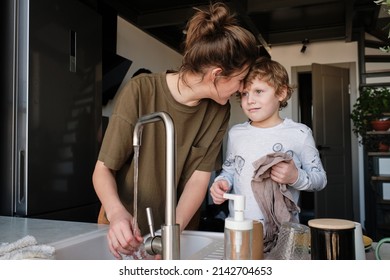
(215, 118, 327, 222)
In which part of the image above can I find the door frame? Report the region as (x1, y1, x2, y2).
(291, 62, 362, 223)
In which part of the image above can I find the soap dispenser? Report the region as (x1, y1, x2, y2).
(223, 193, 253, 260)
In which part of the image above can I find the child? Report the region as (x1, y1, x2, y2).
(209, 57, 327, 252)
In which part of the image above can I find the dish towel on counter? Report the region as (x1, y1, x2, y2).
(0, 235, 55, 259)
(251, 152, 300, 253)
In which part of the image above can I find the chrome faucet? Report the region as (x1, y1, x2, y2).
(133, 112, 180, 260)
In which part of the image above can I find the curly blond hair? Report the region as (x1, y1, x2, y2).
(239, 57, 295, 109)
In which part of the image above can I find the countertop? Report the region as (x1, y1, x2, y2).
(0, 216, 108, 245)
(1, 216, 389, 260)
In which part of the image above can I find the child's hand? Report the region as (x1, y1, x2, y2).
(270, 160, 298, 185)
(210, 180, 230, 204)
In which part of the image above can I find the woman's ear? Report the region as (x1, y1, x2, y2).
(210, 67, 223, 81)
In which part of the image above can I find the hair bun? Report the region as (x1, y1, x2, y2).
(205, 3, 237, 35)
(185, 3, 237, 47)
(179, 2, 257, 83)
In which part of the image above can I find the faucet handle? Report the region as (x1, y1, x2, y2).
(145, 207, 162, 256)
(146, 207, 155, 237)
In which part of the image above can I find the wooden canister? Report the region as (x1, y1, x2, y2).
(308, 218, 355, 260)
(252, 220, 264, 260)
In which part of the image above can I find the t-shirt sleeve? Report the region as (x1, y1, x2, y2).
(98, 114, 134, 170)
(98, 80, 140, 170)
(289, 127, 327, 191)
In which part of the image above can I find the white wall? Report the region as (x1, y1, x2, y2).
(102, 17, 183, 116)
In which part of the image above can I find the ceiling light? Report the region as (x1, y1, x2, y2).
(301, 38, 309, 53)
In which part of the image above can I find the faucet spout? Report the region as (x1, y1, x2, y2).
(133, 112, 180, 260)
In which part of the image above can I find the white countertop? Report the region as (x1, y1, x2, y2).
(1, 216, 389, 260)
(0, 216, 108, 245)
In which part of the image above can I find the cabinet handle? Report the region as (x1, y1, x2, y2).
(69, 30, 76, 72)
(17, 150, 25, 204)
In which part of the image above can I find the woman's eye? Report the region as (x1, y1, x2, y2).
(241, 92, 249, 97)
(255, 89, 263, 95)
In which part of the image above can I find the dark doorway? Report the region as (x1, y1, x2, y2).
(297, 71, 314, 225)
(296, 64, 353, 223)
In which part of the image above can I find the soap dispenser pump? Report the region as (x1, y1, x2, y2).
(223, 193, 253, 260)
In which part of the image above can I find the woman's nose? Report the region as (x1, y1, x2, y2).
(238, 83, 244, 93)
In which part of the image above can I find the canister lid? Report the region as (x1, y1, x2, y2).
(308, 218, 355, 230)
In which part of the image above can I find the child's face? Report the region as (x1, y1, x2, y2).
(240, 77, 286, 128)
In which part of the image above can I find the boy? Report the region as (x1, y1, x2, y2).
(210, 57, 327, 252)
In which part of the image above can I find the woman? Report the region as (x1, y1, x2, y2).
(92, 2, 257, 259)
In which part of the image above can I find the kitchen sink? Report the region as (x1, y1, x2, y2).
(51, 229, 224, 260)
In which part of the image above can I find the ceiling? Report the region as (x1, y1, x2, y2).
(82, 0, 390, 55)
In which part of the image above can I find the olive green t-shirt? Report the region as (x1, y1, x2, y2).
(98, 72, 230, 233)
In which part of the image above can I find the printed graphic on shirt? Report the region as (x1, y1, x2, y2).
(235, 155, 245, 175)
(222, 153, 245, 175)
(272, 143, 294, 159)
(272, 143, 283, 152)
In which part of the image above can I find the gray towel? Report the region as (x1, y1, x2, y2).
(0, 235, 55, 260)
(251, 152, 300, 252)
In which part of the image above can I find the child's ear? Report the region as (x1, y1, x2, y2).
(278, 86, 288, 101)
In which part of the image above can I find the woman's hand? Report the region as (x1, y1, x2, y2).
(106, 208, 144, 260)
(92, 161, 144, 259)
(210, 179, 230, 204)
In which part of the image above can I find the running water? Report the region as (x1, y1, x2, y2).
(132, 145, 140, 235)
(129, 144, 154, 260)
(127, 126, 156, 260)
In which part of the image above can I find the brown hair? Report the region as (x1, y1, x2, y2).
(179, 2, 257, 86)
(244, 57, 295, 109)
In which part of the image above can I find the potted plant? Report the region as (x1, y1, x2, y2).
(350, 86, 390, 151)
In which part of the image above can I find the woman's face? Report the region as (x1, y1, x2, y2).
(212, 67, 250, 105)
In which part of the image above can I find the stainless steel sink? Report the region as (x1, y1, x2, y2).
(51, 229, 224, 260)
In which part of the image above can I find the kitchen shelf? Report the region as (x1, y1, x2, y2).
(377, 201, 390, 206)
(368, 152, 390, 156)
(367, 131, 390, 135)
(371, 176, 390, 181)
(359, 37, 390, 242)
(363, 113, 390, 241)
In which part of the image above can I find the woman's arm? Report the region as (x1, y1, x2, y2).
(175, 170, 211, 231)
(92, 160, 143, 259)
